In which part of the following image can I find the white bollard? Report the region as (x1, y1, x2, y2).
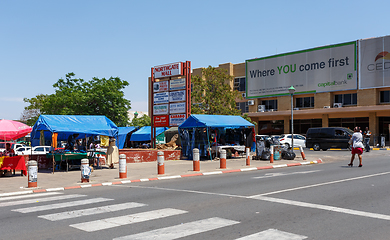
(193, 148, 200, 171)
(81, 159, 91, 183)
(119, 154, 127, 178)
(157, 151, 165, 174)
(28, 160, 38, 188)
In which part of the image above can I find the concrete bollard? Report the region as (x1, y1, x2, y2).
(246, 147, 250, 166)
(299, 146, 306, 160)
(220, 149, 227, 169)
(119, 154, 127, 178)
(193, 148, 200, 171)
(28, 160, 38, 188)
(270, 145, 274, 163)
(157, 151, 165, 175)
(81, 159, 91, 183)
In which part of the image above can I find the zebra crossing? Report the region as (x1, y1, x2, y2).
(1, 192, 307, 239)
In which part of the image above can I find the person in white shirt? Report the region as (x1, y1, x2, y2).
(348, 126, 364, 167)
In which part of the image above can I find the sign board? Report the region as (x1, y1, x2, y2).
(170, 78, 186, 91)
(169, 114, 186, 127)
(246, 41, 357, 98)
(359, 35, 390, 89)
(170, 102, 186, 114)
(153, 92, 169, 104)
(153, 104, 168, 115)
(154, 115, 169, 127)
(169, 90, 186, 102)
(154, 62, 182, 78)
(153, 81, 168, 92)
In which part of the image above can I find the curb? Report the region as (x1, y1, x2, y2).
(0, 159, 323, 197)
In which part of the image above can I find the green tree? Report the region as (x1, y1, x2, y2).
(23, 73, 131, 126)
(129, 113, 151, 127)
(191, 66, 242, 115)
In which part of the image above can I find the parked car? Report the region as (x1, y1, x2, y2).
(14, 146, 32, 155)
(279, 134, 306, 148)
(305, 127, 353, 151)
(11, 143, 26, 151)
(31, 146, 54, 155)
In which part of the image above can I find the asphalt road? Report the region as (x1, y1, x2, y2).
(1, 150, 389, 240)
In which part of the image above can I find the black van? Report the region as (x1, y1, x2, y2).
(305, 127, 353, 151)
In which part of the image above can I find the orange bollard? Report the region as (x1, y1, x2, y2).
(28, 160, 38, 188)
(220, 149, 227, 169)
(119, 154, 127, 178)
(157, 151, 165, 175)
(246, 147, 250, 166)
(270, 145, 274, 163)
(299, 146, 306, 160)
(193, 148, 200, 171)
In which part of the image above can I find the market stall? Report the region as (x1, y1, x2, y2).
(117, 126, 138, 149)
(178, 114, 255, 159)
(130, 126, 169, 148)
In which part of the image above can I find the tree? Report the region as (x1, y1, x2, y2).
(191, 66, 242, 115)
(23, 73, 131, 126)
(129, 113, 151, 127)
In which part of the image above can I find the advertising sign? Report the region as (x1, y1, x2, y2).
(169, 90, 186, 102)
(359, 35, 390, 89)
(170, 78, 186, 91)
(154, 62, 182, 78)
(153, 104, 168, 115)
(154, 115, 169, 127)
(246, 41, 357, 98)
(153, 92, 169, 104)
(153, 81, 168, 92)
(169, 114, 186, 127)
(170, 102, 186, 114)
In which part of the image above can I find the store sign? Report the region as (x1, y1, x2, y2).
(154, 115, 169, 127)
(246, 41, 357, 98)
(170, 102, 185, 114)
(154, 62, 182, 78)
(169, 90, 186, 102)
(153, 104, 168, 115)
(153, 81, 168, 92)
(170, 114, 186, 126)
(154, 92, 169, 104)
(170, 78, 186, 91)
(359, 35, 390, 89)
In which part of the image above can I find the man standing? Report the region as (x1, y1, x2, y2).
(363, 127, 371, 152)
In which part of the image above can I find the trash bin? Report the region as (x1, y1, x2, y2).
(253, 136, 266, 160)
(380, 134, 386, 148)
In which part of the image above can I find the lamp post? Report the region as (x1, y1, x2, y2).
(288, 86, 296, 150)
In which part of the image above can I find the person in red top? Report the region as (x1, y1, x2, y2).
(4, 143, 15, 156)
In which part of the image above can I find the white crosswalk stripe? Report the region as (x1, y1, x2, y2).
(113, 217, 239, 240)
(70, 208, 188, 232)
(0, 192, 62, 202)
(38, 202, 147, 221)
(0, 194, 86, 207)
(12, 197, 113, 213)
(235, 228, 307, 240)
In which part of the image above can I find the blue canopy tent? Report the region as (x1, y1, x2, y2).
(130, 126, 169, 142)
(178, 114, 255, 159)
(117, 126, 138, 149)
(30, 115, 118, 147)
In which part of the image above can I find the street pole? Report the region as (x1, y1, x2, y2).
(289, 86, 295, 150)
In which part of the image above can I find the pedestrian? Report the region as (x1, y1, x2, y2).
(348, 126, 364, 167)
(363, 127, 371, 152)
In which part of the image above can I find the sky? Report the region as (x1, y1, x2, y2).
(1, 0, 389, 121)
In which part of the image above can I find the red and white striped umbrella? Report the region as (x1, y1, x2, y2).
(0, 119, 32, 141)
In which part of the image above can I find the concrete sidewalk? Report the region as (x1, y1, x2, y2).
(0, 154, 322, 196)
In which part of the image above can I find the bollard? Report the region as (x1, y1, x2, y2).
(81, 159, 91, 183)
(220, 149, 227, 169)
(246, 147, 250, 166)
(119, 154, 127, 178)
(270, 145, 274, 163)
(193, 148, 200, 171)
(157, 151, 165, 175)
(299, 146, 306, 160)
(28, 160, 38, 188)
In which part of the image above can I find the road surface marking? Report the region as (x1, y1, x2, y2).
(236, 228, 307, 240)
(0, 194, 86, 207)
(38, 202, 146, 221)
(253, 170, 321, 179)
(12, 197, 112, 213)
(70, 208, 188, 232)
(0, 192, 61, 202)
(113, 217, 239, 240)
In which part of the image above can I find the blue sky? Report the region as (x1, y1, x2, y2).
(1, 0, 389, 121)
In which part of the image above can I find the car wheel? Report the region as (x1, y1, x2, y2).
(322, 148, 328, 151)
(284, 143, 290, 148)
(313, 143, 321, 151)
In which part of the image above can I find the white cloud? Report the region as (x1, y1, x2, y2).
(0, 97, 24, 103)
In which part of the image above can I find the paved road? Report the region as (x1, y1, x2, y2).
(0, 150, 389, 239)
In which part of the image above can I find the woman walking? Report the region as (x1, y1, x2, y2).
(348, 126, 364, 167)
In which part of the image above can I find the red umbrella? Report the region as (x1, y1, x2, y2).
(0, 119, 32, 141)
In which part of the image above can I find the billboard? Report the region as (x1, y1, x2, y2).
(169, 114, 186, 126)
(246, 41, 357, 98)
(170, 102, 186, 114)
(153, 92, 169, 104)
(153, 104, 168, 115)
(154, 115, 169, 127)
(170, 78, 186, 91)
(154, 62, 183, 78)
(153, 81, 168, 92)
(359, 35, 390, 89)
(169, 90, 186, 102)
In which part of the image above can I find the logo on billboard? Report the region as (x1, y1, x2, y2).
(367, 51, 390, 71)
(375, 51, 390, 61)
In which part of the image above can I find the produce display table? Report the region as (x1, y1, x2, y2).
(0, 156, 27, 176)
(47, 152, 88, 171)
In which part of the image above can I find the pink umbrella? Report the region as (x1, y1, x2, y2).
(0, 119, 32, 141)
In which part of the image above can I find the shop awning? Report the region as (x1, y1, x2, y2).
(130, 126, 169, 141)
(118, 126, 137, 149)
(179, 114, 254, 129)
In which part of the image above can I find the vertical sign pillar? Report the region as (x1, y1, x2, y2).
(28, 160, 37, 188)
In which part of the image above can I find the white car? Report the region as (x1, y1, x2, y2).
(279, 134, 306, 148)
(14, 146, 32, 155)
(31, 146, 53, 155)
